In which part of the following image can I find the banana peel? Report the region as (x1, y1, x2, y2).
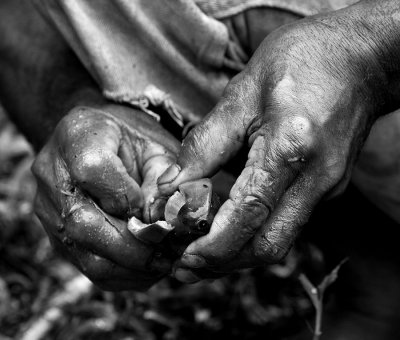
(128, 179, 220, 257)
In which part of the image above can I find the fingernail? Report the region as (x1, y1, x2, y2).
(181, 254, 207, 268)
(174, 268, 201, 283)
(157, 164, 181, 186)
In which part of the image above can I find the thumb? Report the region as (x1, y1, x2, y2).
(157, 78, 257, 195)
(141, 143, 177, 223)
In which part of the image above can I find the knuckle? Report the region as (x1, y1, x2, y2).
(68, 106, 92, 119)
(70, 150, 106, 185)
(254, 237, 289, 263)
(64, 204, 99, 233)
(239, 196, 271, 226)
(56, 110, 81, 136)
(57, 107, 97, 141)
(231, 167, 276, 208)
(284, 116, 317, 155)
(64, 106, 93, 128)
(182, 125, 211, 161)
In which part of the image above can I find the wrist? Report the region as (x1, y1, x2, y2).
(312, 0, 400, 115)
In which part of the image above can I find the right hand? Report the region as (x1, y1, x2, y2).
(157, 2, 400, 281)
(32, 104, 180, 291)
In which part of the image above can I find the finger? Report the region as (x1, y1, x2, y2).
(157, 78, 258, 195)
(34, 185, 144, 270)
(179, 136, 298, 268)
(34, 154, 171, 274)
(36, 191, 169, 289)
(118, 140, 142, 184)
(179, 116, 317, 268)
(71, 245, 164, 288)
(213, 175, 323, 272)
(62, 195, 171, 273)
(40, 200, 171, 279)
(34, 185, 68, 240)
(60, 107, 143, 217)
(34, 189, 82, 264)
(210, 170, 236, 202)
(49, 233, 161, 291)
(140, 142, 176, 223)
(247, 175, 322, 265)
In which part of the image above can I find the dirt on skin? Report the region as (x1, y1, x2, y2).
(0, 107, 324, 340)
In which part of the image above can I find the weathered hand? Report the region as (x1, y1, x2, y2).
(158, 2, 400, 281)
(32, 104, 179, 290)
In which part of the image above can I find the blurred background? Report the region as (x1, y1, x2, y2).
(0, 105, 326, 340)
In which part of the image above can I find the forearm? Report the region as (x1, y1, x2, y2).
(0, 0, 103, 150)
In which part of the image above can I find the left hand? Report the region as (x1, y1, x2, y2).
(32, 104, 180, 290)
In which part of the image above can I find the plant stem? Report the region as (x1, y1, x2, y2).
(313, 296, 323, 340)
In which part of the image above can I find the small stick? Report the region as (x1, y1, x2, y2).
(299, 258, 348, 340)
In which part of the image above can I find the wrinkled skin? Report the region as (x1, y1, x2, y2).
(0, 0, 185, 291)
(32, 104, 180, 291)
(158, 1, 400, 282)
(1, 0, 400, 294)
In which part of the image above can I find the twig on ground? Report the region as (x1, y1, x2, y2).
(17, 275, 93, 340)
(299, 258, 348, 340)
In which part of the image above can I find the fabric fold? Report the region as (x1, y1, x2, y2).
(34, 0, 246, 124)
